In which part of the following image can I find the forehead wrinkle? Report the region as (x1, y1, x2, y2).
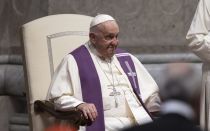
(97, 21, 119, 35)
(96, 23, 106, 34)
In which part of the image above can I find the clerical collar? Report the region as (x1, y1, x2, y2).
(87, 41, 113, 62)
(160, 100, 195, 120)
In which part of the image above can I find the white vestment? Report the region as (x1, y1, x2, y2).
(47, 42, 160, 131)
(186, 0, 210, 130)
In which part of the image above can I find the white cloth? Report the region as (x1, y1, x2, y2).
(186, 0, 210, 130)
(160, 100, 195, 120)
(90, 14, 115, 28)
(47, 42, 160, 131)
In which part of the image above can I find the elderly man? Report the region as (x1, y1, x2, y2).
(186, 0, 210, 130)
(47, 14, 160, 131)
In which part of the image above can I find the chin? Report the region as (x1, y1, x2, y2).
(107, 53, 114, 58)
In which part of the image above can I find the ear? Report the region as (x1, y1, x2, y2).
(89, 33, 96, 44)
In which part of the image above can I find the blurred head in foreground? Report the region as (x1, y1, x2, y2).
(160, 63, 200, 102)
(160, 63, 201, 120)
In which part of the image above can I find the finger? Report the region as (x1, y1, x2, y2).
(87, 109, 94, 121)
(91, 105, 98, 117)
(90, 111, 97, 121)
(82, 110, 88, 119)
(90, 106, 98, 120)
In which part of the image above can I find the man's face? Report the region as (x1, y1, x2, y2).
(90, 21, 119, 59)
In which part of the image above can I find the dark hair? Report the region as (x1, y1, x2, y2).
(160, 64, 201, 103)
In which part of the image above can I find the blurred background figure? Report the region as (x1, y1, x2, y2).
(122, 63, 202, 131)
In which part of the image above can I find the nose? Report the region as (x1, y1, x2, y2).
(111, 35, 118, 42)
(111, 37, 119, 46)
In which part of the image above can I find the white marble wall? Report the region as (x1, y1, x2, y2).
(0, 0, 199, 55)
(0, 0, 48, 55)
(48, 0, 199, 53)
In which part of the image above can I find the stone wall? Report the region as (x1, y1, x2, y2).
(0, 1, 48, 130)
(49, 0, 199, 53)
(0, 0, 199, 55)
(0, 0, 48, 55)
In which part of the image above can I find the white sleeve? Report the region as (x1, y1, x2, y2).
(186, 0, 210, 62)
(47, 54, 84, 111)
(130, 55, 161, 112)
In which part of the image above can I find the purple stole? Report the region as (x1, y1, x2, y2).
(71, 45, 141, 131)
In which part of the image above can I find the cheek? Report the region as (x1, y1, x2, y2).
(94, 41, 106, 51)
(98, 41, 109, 49)
(105, 41, 114, 47)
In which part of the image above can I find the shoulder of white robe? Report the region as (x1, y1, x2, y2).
(204, 0, 210, 14)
